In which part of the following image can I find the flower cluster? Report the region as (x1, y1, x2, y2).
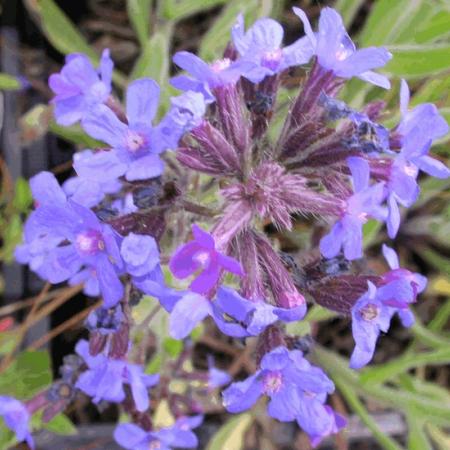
(11, 5, 448, 450)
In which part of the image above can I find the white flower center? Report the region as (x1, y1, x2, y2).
(75, 230, 104, 255)
(262, 371, 283, 395)
(261, 49, 282, 70)
(210, 58, 231, 73)
(126, 131, 146, 153)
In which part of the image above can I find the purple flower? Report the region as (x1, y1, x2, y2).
(350, 282, 392, 369)
(396, 118, 450, 180)
(15, 171, 67, 274)
(169, 224, 243, 295)
(168, 292, 212, 340)
(118, 234, 212, 340)
(156, 91, 206, 150)
(380, 245, 426, 327)
(0, 397, 34, 449)
(320, 157, 386, 260)
(22, 195, 124, 307)
(397, 79, 449, 145)
(114, 415, 202, 450)
(222, 346, 345, 447)
(385, 127, 449, 238)
(75, 340, 159, 412)
(49, 49, 113, 126)
(81, 78, 165, 181)
(121, 233, 160, 278)
(171, 51, 252, 102)
(293, 7, 391, 88)
(231, 14, 313, 83)
(64, 150, 123, 208)
(212, 286, 306, 338)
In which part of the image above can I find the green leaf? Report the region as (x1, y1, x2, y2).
(384, 45, 450, 78)
(2, 214, 23, 262)
(48, 121, 104, 148)
(34, 0, 127, 88)
(0, 73, 21, 90)
(161, 0, 227, 21)
(335, 376, 404, 450)
(420, 248, 450, 278)
(127, 0, 152, 46)
(13, 178, 32, 213)
(206, 413, 252, 450)
(414, 11, 450, 43)
(315, 347, 450, 427)
(131, 26, 172, 84)
(0, 350, 52, 397)
(36, 0, 97, 59)
(359, 347, 450, 386)
(428, 300, 450, 332)
(43, 414, 77, 436)
(358, 0, 430, 46)
(407, 414, 432, 450)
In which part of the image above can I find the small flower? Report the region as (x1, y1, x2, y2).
(320, 157, 386, 260)
(22, 197, 124, 307)
(114, 415, 202, 450)
(169, 224, 243, 295)
(171, 51, 252, 102)
(75, 340, 159, 412)
(380, 244, 426, 326)
(156, 91, 206, 150)
(397, 79, 449, 145)
(385, 127, 449, 238)
(49, 49, 113, 126)
(168, 292, 213, 340)
(293, 7, 392, 88)
(81, 78, 165, 181)
(0, 396, 34, 449)
(231, 14, 313, 83)
(212, 286, 306, 338)
(350, 282, 391, 369)
(222, 347, 345, 447)
(64, 149, 123, 208)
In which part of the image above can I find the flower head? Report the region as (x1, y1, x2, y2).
(169, 224, 243, 295)
(385, 127, 449, 237)
(222, 347, 345, 447)
(170, 51, 252, 102)
(293, 7, 391, 88)
(320, 157, 386, 260)
(114, 415, 202, 450)
(350, 282, 391, 369)
(49, 49, 113, 125)
(0, 397, 34, 449)
(231, 14, 313, 83)
(64, 149, 123, 208)
(397, 79, 449, 145)
(212, 287, 305, 338)
(75, 340, 159, 412)
(81, 78, 166, 181)
(21, 197, 124, 307)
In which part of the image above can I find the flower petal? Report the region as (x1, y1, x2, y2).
(126, 78, 160, 126)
